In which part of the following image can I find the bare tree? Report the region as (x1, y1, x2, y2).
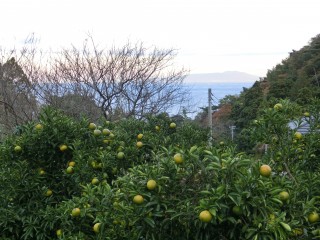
(52, 39, 190, 119)
(0, 36, 192, 130)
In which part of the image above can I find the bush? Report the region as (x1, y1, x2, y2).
(1, 103, 320, 239)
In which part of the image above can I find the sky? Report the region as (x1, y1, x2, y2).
(0, 0, 319, 78)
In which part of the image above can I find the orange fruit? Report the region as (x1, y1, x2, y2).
(59, 144, 68, 152)
(93, 223, 101, 233)
(279, 191, 289, 201)
(68, 161, 76, 167)
(66, 166, 74, 174)
(117, 152, 125, 159)
(173, 153, 183, 164)
(93, 129, 102, 136)
(35, 123, 43, 130)
(308, 212, 320, 223)
(56, 229, 62, 237)
(71, 208, 81, 217)
(91, 177, 99, 185)
(147, 180, 157, 190)
(133, 195, 144, 204)
(294, 132, 302, 140)
(14, 146, 22, 152)
(199, 210, 212, 223)
(45, 189, 53, 197)
(274, 103, 283, 110)
(136, 141, 143, 148)
(102, 128, 110, 135)
(259, 164, 272, 177)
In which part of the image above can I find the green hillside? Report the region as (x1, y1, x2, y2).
(208, 34, 320, 150)
(266, 34, 320, 103)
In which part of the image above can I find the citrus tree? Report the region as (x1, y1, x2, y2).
(1, 101, 320, 239)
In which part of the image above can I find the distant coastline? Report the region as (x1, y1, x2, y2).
(169, 81, 254, 118)
(185, 81, 254, 108)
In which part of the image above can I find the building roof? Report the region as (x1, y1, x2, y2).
(288, 117, 312, 134)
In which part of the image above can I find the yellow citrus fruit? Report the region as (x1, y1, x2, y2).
(169, 122, 176, 128)
(259, 164, 272, 177)
(45, 189, 53, 196)
(39, 169, 46, 175)
(91, 177, 99, 185)
(137, 133, 143, 140)
(68, 161, 76, 167)
(147, 180, 157, 190)
(88, 123, 96, 130)
(199, 210, 212, 223)
(56, 229, 62, 237)
(66, 166, 74, 174)
(133, 195, 144, 204)
(274, 103, 283, 110)
(308, 212, 320, 223)
(93, 129, 102, 136)
(173, 153, 183, 164)
(136, 141, 143, 148)
(304, 112, 310, 117)
(93, 223, 101, 233)
(14, 146, 22, 152)
(155, 126, 160, 131)
(35, 123, 43, 130)
(102, 128, 110, 135)
(59, 144, 68, 152)
(71, 208, 81, 217)
(117, 152, 125, 159)
(91, 161, 97, 169)
(279, 191, 289, 201)
(294, 132, 302, 140)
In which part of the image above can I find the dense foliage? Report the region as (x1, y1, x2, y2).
(266, 35, 320, 103)
(0, 102, 320, 239)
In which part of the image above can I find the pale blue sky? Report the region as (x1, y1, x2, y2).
(1, 0, 319, 77)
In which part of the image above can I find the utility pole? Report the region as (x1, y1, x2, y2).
(208, 88, 213, 145)
(314, 67, 319, 87)
(229, 125, 236, 141)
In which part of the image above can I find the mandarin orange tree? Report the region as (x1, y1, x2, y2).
(247, 98, 320, 238)
(0, 107, 208, 239)
(1, 100, 320, 239)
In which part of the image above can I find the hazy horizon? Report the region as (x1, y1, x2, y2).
(184, 71, 259, 84)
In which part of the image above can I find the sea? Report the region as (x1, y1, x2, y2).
(170, 81, 255, 118)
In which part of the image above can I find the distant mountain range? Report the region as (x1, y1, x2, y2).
(184, 71, 260, 83)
